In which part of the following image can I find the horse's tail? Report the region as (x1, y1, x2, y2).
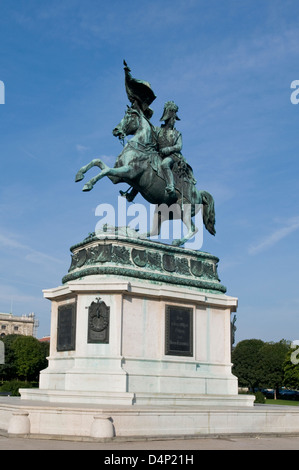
(200, 190, 216, 236)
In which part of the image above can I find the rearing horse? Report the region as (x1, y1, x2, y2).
(75, 106, 216, 246)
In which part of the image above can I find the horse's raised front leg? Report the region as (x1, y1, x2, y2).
(82, 161, 110, 191)
(75, 159, 107, 183)
(82, 164, 136, 192)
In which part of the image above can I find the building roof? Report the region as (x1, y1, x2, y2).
(39, 336, 50, 342)
(0, 312, 35, 321)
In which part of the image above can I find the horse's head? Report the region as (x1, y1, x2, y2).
(113, 106, 140, 140)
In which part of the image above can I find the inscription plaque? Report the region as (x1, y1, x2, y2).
(57, 303, 77, 351)
(165, 305, 193, 356)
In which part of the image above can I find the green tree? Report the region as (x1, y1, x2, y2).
(0, 334, 19, 381)
(0, 335, 49, 382)
(259, 340, 290, 398)
(232, 339, 265, 390)
(12, 336, 48, 381)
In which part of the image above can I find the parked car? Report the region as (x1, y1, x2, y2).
(278, 389, 299, 400)
(261, 388, 274, 398)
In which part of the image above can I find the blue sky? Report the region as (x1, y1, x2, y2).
(0, 0, 299, 343)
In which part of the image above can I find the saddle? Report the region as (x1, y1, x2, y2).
(149, 153, 195, 204)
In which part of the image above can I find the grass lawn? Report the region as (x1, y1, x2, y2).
(265, 399, 299, 406)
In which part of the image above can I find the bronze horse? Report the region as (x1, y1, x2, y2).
(75, 106, 215, 246)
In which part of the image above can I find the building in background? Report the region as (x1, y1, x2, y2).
(0, 312, 39, 337)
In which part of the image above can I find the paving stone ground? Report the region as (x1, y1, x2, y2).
(0, 434, 299, 450)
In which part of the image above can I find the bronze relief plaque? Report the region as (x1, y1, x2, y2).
(87, 298, 110, 344)
(132, 248, 147, 267)
(162, 254, 176, 272)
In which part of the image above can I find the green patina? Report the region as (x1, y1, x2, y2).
(62, 234, 226, 294)
(75, 62, 216, 247)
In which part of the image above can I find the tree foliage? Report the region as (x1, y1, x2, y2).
(0, 335, 19, 380)
(232, 339, 265, 389)
(232, 338, 291, 393)
(258, 340, 290, 392)
(0, 335, 49, 382)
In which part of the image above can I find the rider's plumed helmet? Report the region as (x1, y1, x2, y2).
(160, 101, 180, 122)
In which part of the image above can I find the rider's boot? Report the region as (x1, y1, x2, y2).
(163, 167, 177, 201)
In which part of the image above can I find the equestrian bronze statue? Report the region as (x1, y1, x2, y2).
(75, 61, 215, 247)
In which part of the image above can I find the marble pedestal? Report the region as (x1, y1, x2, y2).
(21, 233, 253, 408)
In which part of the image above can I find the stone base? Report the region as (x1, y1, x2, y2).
(21, 236, 248, 423)
(28, 275, 240, 403)
(2, 398, 299, 440)
(20, 389, 255, 407)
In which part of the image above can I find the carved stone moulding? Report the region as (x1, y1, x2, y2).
(63, 234, 226, 294)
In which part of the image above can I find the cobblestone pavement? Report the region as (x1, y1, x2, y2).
(0, 435, 299, 450)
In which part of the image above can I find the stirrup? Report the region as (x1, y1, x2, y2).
(165, 185, 177, 201)
(165, 184, 175, 194)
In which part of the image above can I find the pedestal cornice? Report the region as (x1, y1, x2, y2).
(62, 232, 227, 294)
